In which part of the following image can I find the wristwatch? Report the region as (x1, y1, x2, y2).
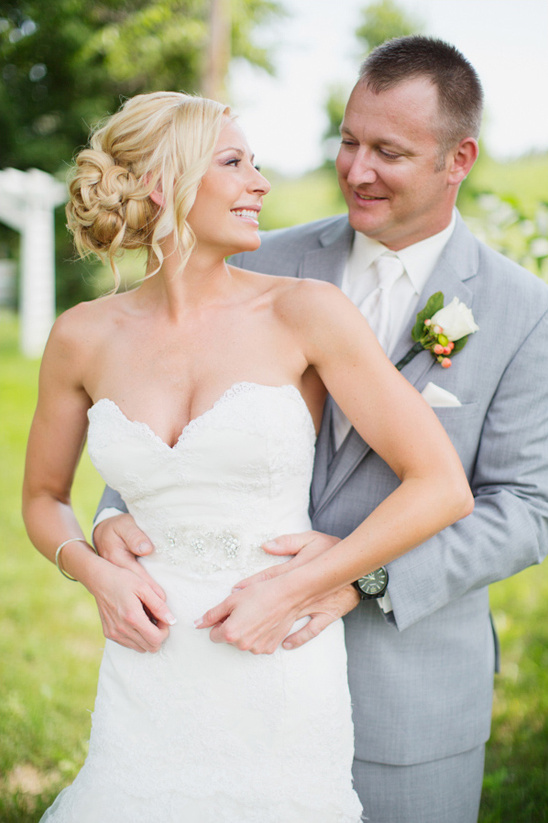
(352, 567, 389, 600)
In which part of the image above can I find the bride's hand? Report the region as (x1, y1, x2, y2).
(197, 531, 361, 654)
(86, 562, 176, 654)
(195, 574, 307, 655)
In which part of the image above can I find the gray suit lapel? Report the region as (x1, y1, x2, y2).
(307, 220, 354, 509)
(313, 216, 479, 518)
(390, 219, 478, 375)
(310, 399, 334, 511)
(298, 219, 354, 286)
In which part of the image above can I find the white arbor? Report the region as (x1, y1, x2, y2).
(0, 168, 66, 357)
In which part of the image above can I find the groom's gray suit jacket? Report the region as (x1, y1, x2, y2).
(230, 212, 548, 766)
(98, 212, 548, 767)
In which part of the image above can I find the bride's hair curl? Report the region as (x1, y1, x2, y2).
(66, 91, 230, 289)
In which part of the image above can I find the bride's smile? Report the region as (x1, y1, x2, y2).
(186, 119, 270, 260)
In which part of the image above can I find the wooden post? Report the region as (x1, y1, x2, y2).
(202, 0, 231, 101)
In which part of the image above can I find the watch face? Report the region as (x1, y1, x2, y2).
(357, 567, 388, 596)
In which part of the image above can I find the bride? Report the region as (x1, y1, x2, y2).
(22, 91, 472, 822)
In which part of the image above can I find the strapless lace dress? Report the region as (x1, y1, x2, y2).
(41, 383, 362, 822)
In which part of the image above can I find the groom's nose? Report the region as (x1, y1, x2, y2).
(344, 149, 378, 187)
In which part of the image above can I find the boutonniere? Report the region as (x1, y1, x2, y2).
(396, 293, 479, 371)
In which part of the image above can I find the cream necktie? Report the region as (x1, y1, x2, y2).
(332, 252, 404, 450)
(359, 253, 405, 354)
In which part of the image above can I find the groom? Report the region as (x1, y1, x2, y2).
(94, 37, 548, 823)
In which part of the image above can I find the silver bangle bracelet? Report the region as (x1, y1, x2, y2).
(55, 537, 98, 581)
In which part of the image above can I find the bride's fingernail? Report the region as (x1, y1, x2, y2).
(194, 619, 203, 628)
(263, 540, 278, 549)
(231, 586, 242, 592)
(166, 613, 177, 626)
(137, 542, 151, 554)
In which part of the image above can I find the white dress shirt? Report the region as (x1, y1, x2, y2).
(334, 211, 457, 449)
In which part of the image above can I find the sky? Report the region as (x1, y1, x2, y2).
(229, 0, 548, 175)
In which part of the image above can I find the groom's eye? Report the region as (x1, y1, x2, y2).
(378, 147, 401, 160)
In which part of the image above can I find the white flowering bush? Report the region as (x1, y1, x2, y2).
(465, 194, 548, 282)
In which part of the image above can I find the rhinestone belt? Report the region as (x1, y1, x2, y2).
(152, 525, 276, 574)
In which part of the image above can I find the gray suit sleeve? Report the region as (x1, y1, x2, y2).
(389, 309, 548, 631)
(95, 484, 129, 521)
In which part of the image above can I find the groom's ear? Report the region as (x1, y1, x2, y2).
(446, 137, 479, 185)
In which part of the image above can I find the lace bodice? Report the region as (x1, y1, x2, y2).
(87, 382, 317, 575)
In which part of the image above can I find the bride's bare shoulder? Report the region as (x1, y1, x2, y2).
(229, 265, 345, 308)
(47, 291, 130, 355)
(269, 276, 352, 323)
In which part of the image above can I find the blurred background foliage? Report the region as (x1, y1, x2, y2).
(0, 0, 284, 306)
(0, 0, 282, 173)
(1, 1, 547, 820)
(0, 0, 546, 306)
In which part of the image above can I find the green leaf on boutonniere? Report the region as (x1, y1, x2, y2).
(452, 336, 468, 353)
(411, 292, 444, 342)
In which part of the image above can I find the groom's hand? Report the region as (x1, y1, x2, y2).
(94, 513, 165, 601)
(281, 586, 359, 649)
(234, 530, 341, 587)
(232, 530, 360, 650)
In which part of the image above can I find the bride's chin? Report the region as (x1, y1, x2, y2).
(228, 237, 262, 256)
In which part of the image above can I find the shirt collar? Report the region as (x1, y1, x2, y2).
(349, 211, 457, 295)
(397, 212, 456, 294)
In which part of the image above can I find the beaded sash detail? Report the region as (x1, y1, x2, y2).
(150, 525, 276, 575)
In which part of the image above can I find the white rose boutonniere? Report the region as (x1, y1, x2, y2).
(430, 297, 480, 342)
(396, 292, 479, 371)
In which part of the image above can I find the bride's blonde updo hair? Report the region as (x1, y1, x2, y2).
(66, 91, 230, 287)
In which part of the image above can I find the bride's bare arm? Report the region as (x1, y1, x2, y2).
(22, 309, 175, 653)
(197, 279, 474, 653)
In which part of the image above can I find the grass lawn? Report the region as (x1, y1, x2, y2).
(1, 310, 547, 822)
(0, 312, 104, 821)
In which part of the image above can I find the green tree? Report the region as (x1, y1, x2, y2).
(355, 0, 422, 53)
(0, 0, 283, 308)
(322, 0, 422, 161)
(0, 0, 283, 175)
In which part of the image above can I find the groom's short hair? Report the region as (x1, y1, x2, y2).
(359, 36, 484, 154)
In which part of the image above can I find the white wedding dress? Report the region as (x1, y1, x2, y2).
(41, 382, 363, 823)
